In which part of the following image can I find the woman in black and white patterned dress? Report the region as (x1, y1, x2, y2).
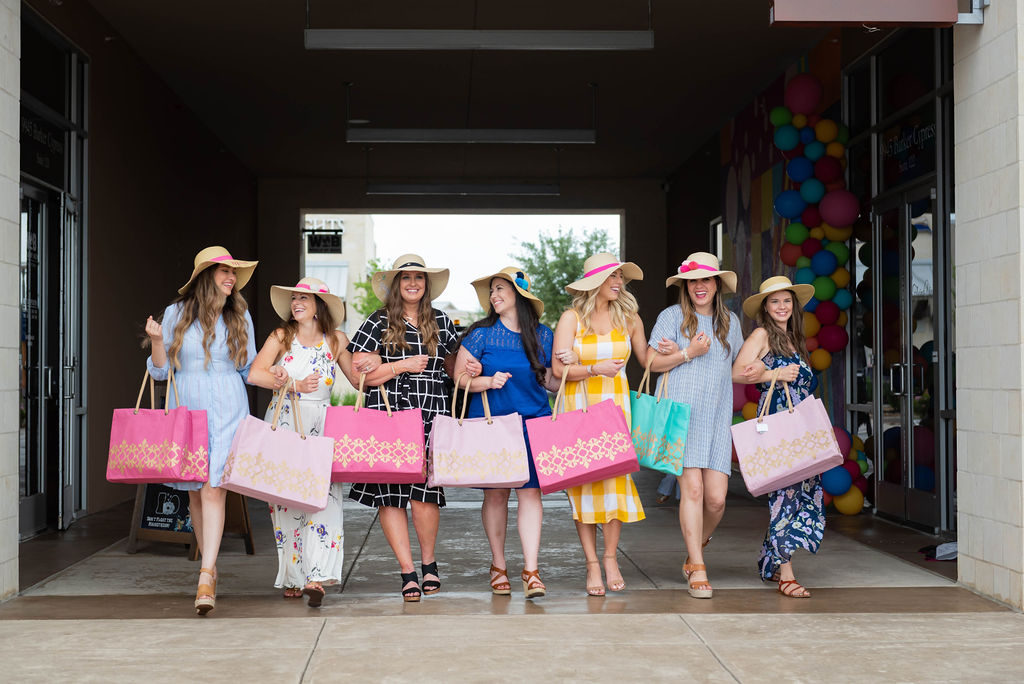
(349, 254, 479, 602)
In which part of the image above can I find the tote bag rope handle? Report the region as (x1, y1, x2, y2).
(756, 368, 794, 423)
(353, 371, 394, 416)
(550, 364, 590, 421)
(133, 367, 182, 416)
(634, 353, 655, 399)
(452, 372, 493, 426)
(269, 378, 306, 438)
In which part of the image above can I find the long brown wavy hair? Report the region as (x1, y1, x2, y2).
(166, 267, 250, 370)
(381, 272, 440, 356)
(755, 290, 809, 361)
(678, 276, 733, 356)
(275, 295, 343, 361)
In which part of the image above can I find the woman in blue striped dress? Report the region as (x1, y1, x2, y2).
(648, 252, 742, 599)
(144, 246, 257, 615)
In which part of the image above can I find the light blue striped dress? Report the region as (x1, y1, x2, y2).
(146, 302, 256, 490)
(650, 308, 743, 475)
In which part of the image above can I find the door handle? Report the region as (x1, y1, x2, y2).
(888, 363, 902, 396)
(63, 364, 76, 401)
(44, 366, 53, 400)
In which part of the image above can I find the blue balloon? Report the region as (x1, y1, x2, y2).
(883, 426, 901, 450)
(799, 127, 816, 144)
(811, 249, 838, 276)
(822, 465, 853, 496)
(786, 157, 814, 183)
(773, 125, 800, 151)
(804, 296, 819, 312)
(804, 141, 826, 161)
(800, 178, 826, 204)
(794, 267, 816, 285)
(774, 190, 807, 219)
(832, 288, 854, 310)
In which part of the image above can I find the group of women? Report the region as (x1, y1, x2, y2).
(143, 245, 825, 615)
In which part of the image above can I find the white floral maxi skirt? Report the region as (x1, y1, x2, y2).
(266, 395, 345, 588)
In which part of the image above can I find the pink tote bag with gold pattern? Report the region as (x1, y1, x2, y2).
(525, 372, 639, 495)
(731, 374, 843, 497)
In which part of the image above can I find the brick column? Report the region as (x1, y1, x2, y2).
(953, 1, 1024, 607)
(0, 0, 18, 601)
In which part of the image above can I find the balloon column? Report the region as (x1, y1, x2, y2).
(771, 73, 856, 372)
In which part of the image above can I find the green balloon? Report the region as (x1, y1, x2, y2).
(770, 106, 793, 128)
(732, 415, 744, 425)
(836, 124, 850, 145)
(796, 256, 812, 269)
(858, 460, 868, 474)
(785, 222, 809, 245)
(813, 275, 837, 301)
(825, 242, 850, 265)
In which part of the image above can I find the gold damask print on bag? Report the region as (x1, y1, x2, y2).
(333, 435, 424, 469)
(534, 431, 634, 477)
(741, 429, 835, 478)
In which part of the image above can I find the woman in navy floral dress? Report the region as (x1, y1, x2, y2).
(733, 276, 825, 598)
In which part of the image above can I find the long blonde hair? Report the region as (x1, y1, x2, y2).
(166, 267, 250, 370)
(381, 273, 439, 356)
(275, 296, 343, 362)
(755, 290, 809, 361)
(678, 276, 733, 355)
(571, 284, 639, 336)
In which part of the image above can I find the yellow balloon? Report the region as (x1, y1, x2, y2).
(851, 435, 865, 451)
(803, 311, 821, 337)
(742, 401, 759, 421)
(833, 486, 864, 515)
(815, 119, 838, 143)
(837, 311, 848, 327)
(809, 226, 825, 240)
(823, 224, 853, 241)
(831, 267, 851, 288)
(883, 348, 900, 367)
(826, 141, 846, 158)
(810, 348, 832, 371)
(792, 113, 808, 129)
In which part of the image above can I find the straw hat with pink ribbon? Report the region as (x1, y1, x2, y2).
(664, 252, 737, 293)
(270, 277, 346, 323)
(178, 245, 258, 295)
(565, 252, 644, 294)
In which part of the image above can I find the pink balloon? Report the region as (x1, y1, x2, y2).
(815, 300, 840, 326)
(814, 156, 843, 184)
(785, 74, 823, 115)
(833, 426, 852, 458)
(853, 475, 869, 494)
(801, 206, 822, 228)
(820, 190, 860, 228)
(744, 383, 762, 404)
(842, 459, 861, 480)
(818, 325, 849, 353)
(732, 383, 746, 413)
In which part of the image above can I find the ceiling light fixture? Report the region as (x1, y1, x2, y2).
(347, 128, 594, 144)
(365, 182, 561, 196)
(305, 28, 653, 51)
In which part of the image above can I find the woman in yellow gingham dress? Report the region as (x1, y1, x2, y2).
(553, 253, 650, 596)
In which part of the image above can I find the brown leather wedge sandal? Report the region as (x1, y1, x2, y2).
(683, 563, 713, 599)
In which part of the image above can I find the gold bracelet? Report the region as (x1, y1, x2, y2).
(682, 349, 690, 363)
(390, 362, 397, 376)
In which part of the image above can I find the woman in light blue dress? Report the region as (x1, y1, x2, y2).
(648, 252, 743, 599)
(144, 246, 257, 615)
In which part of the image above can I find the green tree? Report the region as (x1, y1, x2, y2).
(514, 227, 615, 328)
(351, 257, 386, 318)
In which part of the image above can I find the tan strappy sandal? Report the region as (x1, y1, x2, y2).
(489, 564, 511, 595)
(521, 569, 546, 599)
(603, 555, 626, 592)
(683, 537, 712, 579)
(585, 560, 605, 596)
(683, 563, 713, 599)
(778, 578, 811, 598)
(195, 567, 216, 615)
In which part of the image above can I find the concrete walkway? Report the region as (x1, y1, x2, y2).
(1, 470, 1020, 682)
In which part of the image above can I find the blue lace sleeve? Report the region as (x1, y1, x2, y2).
(538, 324, 554, 366)
(461, 326, 486, 359)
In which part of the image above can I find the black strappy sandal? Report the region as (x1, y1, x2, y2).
(421, 561, 441, 595)
(401, 571, 421, 603)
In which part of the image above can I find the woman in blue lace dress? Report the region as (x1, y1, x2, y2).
(453, 267, 562, 599)
(733, 276, 825, 599)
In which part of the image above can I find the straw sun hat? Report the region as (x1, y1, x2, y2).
(471, 267, 544, 316)
(371, 254, 450, 302)
(665, 252, 737, 292)
(565, 253, 643, 294)
(270, 277, 346, 323)
(742, 276, 815, 319)
(178, 246, 258, 295)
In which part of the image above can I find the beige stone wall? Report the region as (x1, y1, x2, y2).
(0, 0, 17, 601)
(953, 2, 1024, 607)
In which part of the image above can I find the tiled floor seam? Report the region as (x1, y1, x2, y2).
(678, 614, 741, 683)
(299, 617, 327, 683)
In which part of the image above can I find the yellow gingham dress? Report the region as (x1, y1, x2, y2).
(564, 312, 646, 524)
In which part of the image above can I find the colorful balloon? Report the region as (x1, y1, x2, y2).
(814, 155, 843, 183)
(799, 127, 816, 144)
(786, 157, 814, 183)
(745, 383, 762, 404)
(806, 335, 819, 352)
(774, 125, 800, 151)
(831, 267, 851, 289)
(774, 190, 807, 219)
(801, 237, 823, 258)
(742, 401, 758, 421)
(819, 190, 860, 227)
(833, 426, 852, 457)
(796, 256, 812, 269)
(810, 249, 838, 276)
(780, 242, 803, 267)
(824, 241, 850, 265)
(803, 311, 821, 337)
(792, 113, 808, 128)
(822, 465, 853, 496)
(834, 485, 864, 515)
(784, 73, 823, 115)
(804, 296, 819, 313)
(815, 119, 839, 143)
(814, 300, 840, 326)
(733, 383, 747, 412)
(801, 206, 822, 228)
(785, 222, 809, 244)
(794, 267, 816, 285)
(812, 275, 837, 301)
(804, 140, 826, 161)
(769, 105, 793, 127)
(810, 348, 832, 370)
(818, 325, 850, 352)
(809, 226, 825, 240)
(799, 178, 826, 204)
(826, 141, 846, 158)
(822, 223, 853, 242)
(832, 288, 854, 310)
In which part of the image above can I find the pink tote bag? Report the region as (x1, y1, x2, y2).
(323, 376, 426, 484)
(222, 381, 333, 511)
(525, 372, 639, 495)
(106, 369, 209, 484)
(427, 375, 529, 488)
(731, 374, 843, 497)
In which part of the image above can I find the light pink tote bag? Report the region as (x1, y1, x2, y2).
(525, 372, 639, 495)
(323, 376, 426, 484)
(428, 374, 529, 488)
(222, 380, 333, 511)
(731, 374, 843, 496)
(106, 369, 209, 484)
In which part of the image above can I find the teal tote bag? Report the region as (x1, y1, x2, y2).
(630, 360, 691, 476)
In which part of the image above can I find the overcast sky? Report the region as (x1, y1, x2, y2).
(370, 214, 620, 311)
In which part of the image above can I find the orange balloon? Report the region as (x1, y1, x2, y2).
(815, 119, 839, 143)
(831, 267, 851, 288)
(792, 113, 808, 129)
(809, 226, 825, 240)
(837, 311, 848, 327)
(806, 336, 819, 352)
(811, 348, 833, 371)
(826, 141, 846, 158)
(742, 401, 759, 421)
(823, 224, 853, 241)
(804, 311, 821, 337)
